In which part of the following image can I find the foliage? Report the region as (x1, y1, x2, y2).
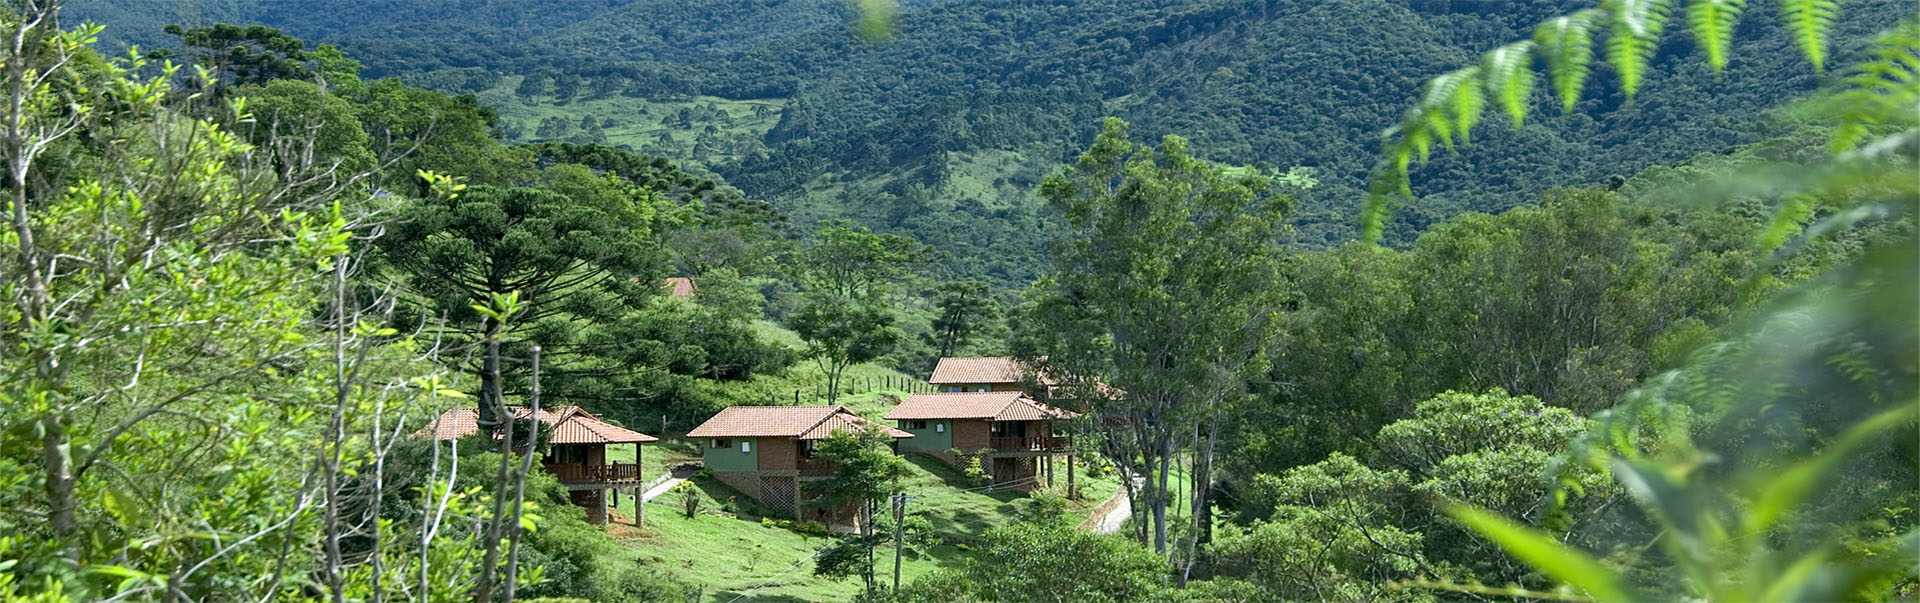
(1234, 186, 1762, 475)
(896, 522, 1169, 603)
(1364, 0, 1896, 243)
(1210, 389, 1609, 599)
(1019, 117, 1290, 557)
(785, 220, 929, 402)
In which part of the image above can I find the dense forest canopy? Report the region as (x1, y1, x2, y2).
(69, 0, 1905, 286)
(3, 0, 1913, 601)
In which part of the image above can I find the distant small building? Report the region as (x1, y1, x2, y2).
(885, 392, 1078, 490)
(420, 406, 657, 524)
(929, 356, 1121, 416)
(928, 356, 1029, 393)
(663, 277, 696, 297)
(686, 405, 911, 522)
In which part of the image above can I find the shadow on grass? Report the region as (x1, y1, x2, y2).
(687, 475, 788, 519)
(709, 591, 813, 603)
(903, 454, 1025, 501)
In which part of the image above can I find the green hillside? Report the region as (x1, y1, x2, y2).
(69, 0, 1907, 286)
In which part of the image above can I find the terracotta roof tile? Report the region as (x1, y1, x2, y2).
(928, 357, 1026, 384)
(418, 406, 659, 445)
(663, 277, 696, 297)
(884, 392, 1079, 421)
(687, 405, 909, 439)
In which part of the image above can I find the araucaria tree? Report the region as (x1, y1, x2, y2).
(375, 179, 662, 428)
(1019, 118, 1290, 572)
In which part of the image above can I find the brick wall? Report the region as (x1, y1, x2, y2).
(757, 437, 796, 471)
(952, 419, 991, 451)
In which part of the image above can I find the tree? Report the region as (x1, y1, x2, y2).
(786, 220, 929, 402)
(375, 179, 662, 429)
(927, 279, 999, 361)
(795, 220, 931, 300)
(1363, 5, 1919, 600)
(809, 429, 910, 592)
(1018, 118, 1290, 571)
(153, 23, 317, 98)
(0, 10, 529, 601)
(896, 522, 1169, 602)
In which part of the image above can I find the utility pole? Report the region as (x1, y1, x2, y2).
(891, 492, 907, 594)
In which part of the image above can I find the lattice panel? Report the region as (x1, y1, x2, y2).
(760, 476, 798, 518)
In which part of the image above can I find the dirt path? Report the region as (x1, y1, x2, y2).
(639, 476, 685, 503)
(1081, 476, 1145, 535)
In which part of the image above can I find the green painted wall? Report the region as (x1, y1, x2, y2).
(897, 420, 952, 451)
(702, 438, 758, 472)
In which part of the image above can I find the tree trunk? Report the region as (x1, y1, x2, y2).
(1152, 436, 1171, 554)
(477, 321, 502, 432)
(43, 429, 76, 547)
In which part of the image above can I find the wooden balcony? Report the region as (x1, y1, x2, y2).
(990, 436, 1073, 452)
(543, 462, 644, 485)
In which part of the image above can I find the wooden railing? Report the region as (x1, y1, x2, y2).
(990, 436, 1073, 451)
(543, 462, 643, 484)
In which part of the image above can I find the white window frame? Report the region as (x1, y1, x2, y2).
(740, 440, 752, 453)
(935, 422, 945, 433)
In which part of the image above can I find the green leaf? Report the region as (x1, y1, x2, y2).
(1778, 0, 1841, 71)
(1447, 504, 1642, 601)
(1604, 0, 1673, 100)
(1686, 0, 1746, 73)
(1745, 403, 1918, 534)
(1482, 41, 1537, 128)
(1535, 10, 1602, 114)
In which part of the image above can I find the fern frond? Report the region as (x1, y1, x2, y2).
(1604, 0, 1673, 100)
(1418, 67, 1484, 149)
(1685, 0, 1746, 74)
(1535, 10, 1602, 114)
(1778, 0, 1840, 71)
(1482, 42, 1536, 128)
(1829, 20, 1920, 151)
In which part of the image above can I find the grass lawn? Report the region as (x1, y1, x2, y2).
(601, 445, 1125, 601)
(608, 484, 968, 602)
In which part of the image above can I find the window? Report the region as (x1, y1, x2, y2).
(907, 420, 928, 430)
(971, 385, 989, 393)
(944, 386, 963, 393)
(935, 422, 945, 433)
(552, 445, 587, 464)
(741, 440, 752, 453)
(712, 439, 730, 449)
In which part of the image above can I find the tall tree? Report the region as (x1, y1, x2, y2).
(786, 220, 929, 402)
(375, 178, 662, 428)
(809, 428, 911, 592)
(928, 279, 999, 361)
(152, 23, 316, 98)
(1018, 118, 1290, 572)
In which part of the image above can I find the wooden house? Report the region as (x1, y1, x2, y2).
(930, 356, 1124, 426)
(686, 405, 911, 522)
(928, 356, 1031, 394)
(885, 392, 1079, 490)
(663, 277, 696, 297)
(420, 406, 657, 525)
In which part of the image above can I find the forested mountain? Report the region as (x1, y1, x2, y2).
(69, 0, 1903, 285)
(8, 0, 1916, 600)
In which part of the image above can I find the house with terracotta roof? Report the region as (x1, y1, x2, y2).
(663, 276, 696, 297)
(686, 405, 911, 521)
(928, 357, 1030, 394)
(885, 392, 1079, 489)
(420, 406, 658, 524)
